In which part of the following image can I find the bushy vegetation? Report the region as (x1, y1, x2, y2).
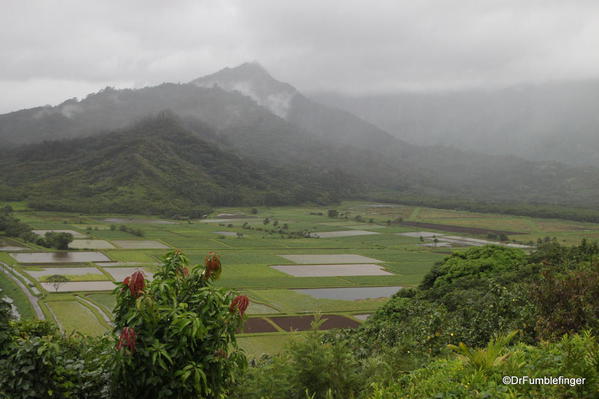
(37, 232, 73, 250)
(232, 242, 599, 398)
(0, 250, 249, 399)
(0, 205, 37, 243)
(0, 207, 73, 249)
(370, 192, 599, 223)
(2, 242, 599, 398)
(110, 224, 144, 237)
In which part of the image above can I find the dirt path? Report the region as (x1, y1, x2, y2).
(0, 261, 45, 320)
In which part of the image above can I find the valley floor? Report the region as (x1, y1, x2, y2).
(2, 201, 599, 357)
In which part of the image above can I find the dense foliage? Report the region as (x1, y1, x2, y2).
(369, 192, 599, 223)
(0, 250, 248, 399)
(233, 242, 599, 398)
(0, 206, 37, 243)
(0, 321, 109, 399)
(2, 242, 599, 398)
(110, 250, 247, 398)
(0, 207, 73, 249)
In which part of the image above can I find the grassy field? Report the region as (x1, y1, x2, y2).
(45, 299, 108, 336)
(0, 268, 36, 320)
(3, 200, 599, 354)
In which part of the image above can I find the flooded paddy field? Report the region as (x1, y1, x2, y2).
(103, 218, 177, 224)
(312, 230, 380, 238)
(0, 238, 26, 251)
(399, 221, 524, 236)
(11, 251, 111, 264)
(112, 240, 169, 249)
(213, 231, 239, 237)
(278, 254, 382, 264)
(24, 267, 104, 280)
(41, 281, 116, 292)
(69, 239, 115, 249)
(200, 218, 258, 223)
(294, 286, 402, 300)
(271, 264, 392, 277)
(103, 267, 154, 282)
(32, 229, 87, 238)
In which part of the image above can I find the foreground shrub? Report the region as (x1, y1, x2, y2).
(0, 321, 109, 399)
(232, 320, 366, 399)
(368, 332, 599, 399)
(110, 250, 247, 399)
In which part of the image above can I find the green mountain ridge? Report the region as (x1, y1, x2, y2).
(0, 114, 354, 215)
(2, 63, 599, 213)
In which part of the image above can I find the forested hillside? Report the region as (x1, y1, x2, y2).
(0, 114, 354, 215)
(233, 241, 599, 398)
(2, 63, 599, 213)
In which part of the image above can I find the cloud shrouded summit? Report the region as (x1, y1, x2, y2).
(2, 0, 599, 113)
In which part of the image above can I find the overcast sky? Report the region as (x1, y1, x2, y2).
(2, 0, 599, 113)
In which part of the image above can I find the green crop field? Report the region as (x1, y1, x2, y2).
(3, 200, 599, 354)
(45, 300, 108, 336)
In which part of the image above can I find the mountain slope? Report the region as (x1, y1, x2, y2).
(312, 80, 599, 167)
(2, 63, 599, 211)
(192, 63, 402, 151)
(0, 114, 355, 214)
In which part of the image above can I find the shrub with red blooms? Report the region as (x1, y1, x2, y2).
(116, 327, 136, 353)
(229, 295, 250, 317)
(110, 250, 247, 399)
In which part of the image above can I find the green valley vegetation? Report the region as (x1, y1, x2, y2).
(0, 207, 72, 249)
(0, 205, 38, 243)
(111, 224, 144, 237)
(3, 64, 599, 220)
(231, 242, 599, 399)
(1, 243, 598, 398)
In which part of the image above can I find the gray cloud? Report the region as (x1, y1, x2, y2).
(1, 0, 599, 112)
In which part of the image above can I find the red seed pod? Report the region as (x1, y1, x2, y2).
(182, 267, 190, 277)
(229, 295, 250, 316)
(116, 327, 137, 353)
(128, 271, 145, 298)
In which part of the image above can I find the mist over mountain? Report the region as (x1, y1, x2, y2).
(312, 80, 599, 167)
(2, 63, 599, 214)
(0, 113, 356, 214)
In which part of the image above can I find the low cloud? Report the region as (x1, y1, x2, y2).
(1, 0, 599, 112)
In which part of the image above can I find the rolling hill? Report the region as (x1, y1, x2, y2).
(0, 113, 355, 215)
(2, 63, 599, 214)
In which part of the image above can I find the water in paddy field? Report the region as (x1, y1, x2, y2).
(10, 252, 110, 263)
(295, 286, 402, 300)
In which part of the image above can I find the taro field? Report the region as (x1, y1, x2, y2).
(2, 201, 599, 357)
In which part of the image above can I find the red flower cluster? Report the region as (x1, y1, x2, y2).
(123, 271, 145, 297)
(229, 295, 250, 316)
(116, 327, 137, 353)
(182, 267, 190, 277)
(204, 252, 222, 278)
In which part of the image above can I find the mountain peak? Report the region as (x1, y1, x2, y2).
(191, 62, 297, 118)
(226, 62, 271, 77)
